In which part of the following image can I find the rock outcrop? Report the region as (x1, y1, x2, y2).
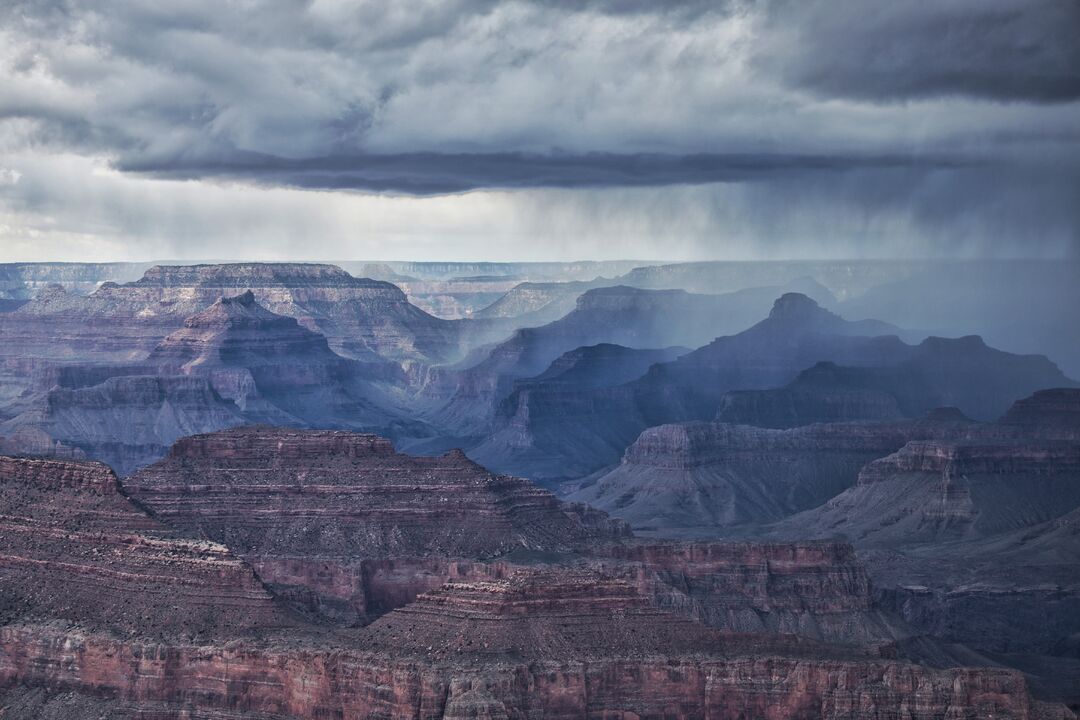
(998, 388, 1080, 435)
(717, 338, 1075, 428)
(124, 427, 630, 622)
(570, 414, 978, 534)
(0, 262, 472, 366)
(147, 290, 405, 423)
(773, 439, 1080, 546)
(0, 446, 1069, 719)
(472, 294, 1073, 484)
(0, 292, 421, 474)
(0, 455, 288, 640)
(0, 566, 1053, 720)
(756, 415, 1080, 694)
(584, 540, 908, 645)
(433, 283, 842, 434)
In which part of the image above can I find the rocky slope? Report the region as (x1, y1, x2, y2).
(0, 263, 480, 367)
(3, 567, 1052, 720)
(473, 294, 1073, 484)
(746, 392, 1080, 699)
(717, 336, 1074, 428)
(465, 293, 912, 481)
(998, 388, 1080, 435)
(513, 343, 689, 390)
(772, 439, 1080, 546)
(0, 454, 289, 641)
(432, 282, 841, 434)
(716, 362, 912, 427)
(472, 278, 608, 322)
(0, 448, 1070, 718)
(121, 427, 925, 649)
(146, 290, 406, 424)
(468, 344, 689, 481)
(124, 427, 629, 622)
(570, 414, 979, 535)
(0, 375, 249, 475)
(584, 540, 908, 645)
(0, 292, 417, 474)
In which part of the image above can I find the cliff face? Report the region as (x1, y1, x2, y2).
(582, 540, 909, 645)
(0, 292, 420, 474)
(0, 375, 249, 475)
(124, 427, 630, 622)
(467, 344, 688, 480)
(0, 262, 468, 365)
(461, 294, 914, 483)
(361, 568, 730, 659)
(570, 416, 976, 534)
(775, 439, 1080, 546)
(717, 340, 1077, 428)
(0, 572, 1049, 720)
(999, 388, 1080, 434)
(2, 623, 1046, 720)
(147, 291, 406, 423)
(433, 283, 839, 435)
(716, 362, 917, 428)
(0, 452, 1066, 719)
(0, 455, 289, 641)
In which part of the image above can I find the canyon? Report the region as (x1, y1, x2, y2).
(2, 448, 1071, 719)
(0, 259, 1076, 717)
(469, 293, 1070, 484)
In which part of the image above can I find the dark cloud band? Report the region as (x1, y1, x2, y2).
(117, 150, 971, 194)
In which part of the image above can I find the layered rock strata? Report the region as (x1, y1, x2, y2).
(0, 262, 471, 366)
(125, 427, 629, 622)
(0, 292, 417, 474)
(0, 451, 1067, 719)
(583, 540, 907, 645)
(0, 569, 1054, 720)
(0, 375, 248, 475)
(0, 455, 288, 641)
(774, 439, 1080, 545)
(434, 284, 841, 435)
(570, 415, 977, 533)
(474, 293, 1071, 483)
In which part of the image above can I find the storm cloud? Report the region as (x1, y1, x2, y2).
(0, 0, 1077, 258)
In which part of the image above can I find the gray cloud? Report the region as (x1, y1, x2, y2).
(0, 0, 1077, 260)
(3, 1, 1077, 179)
(118, 150, 972, 195)
(760, 0, 1080, 103)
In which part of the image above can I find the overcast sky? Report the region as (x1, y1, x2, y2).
(1, 0, 1078, 262)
